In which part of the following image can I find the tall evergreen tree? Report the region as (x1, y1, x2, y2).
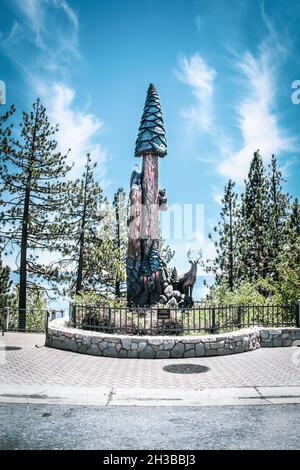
(288, 197, 300, 263)
(0, 99, 71, 329)
(208, 179, 239, 290)
(239, 150, 270, 281)
(289, 197, 300, 238)
(0, 254, 12, 310)
(53, 153, 106, 295)
(267, 154, 290, 275)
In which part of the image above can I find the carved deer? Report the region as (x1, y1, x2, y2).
(178, 249, 202, 298)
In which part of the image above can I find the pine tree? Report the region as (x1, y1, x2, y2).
(288, 197, 300, 263)
(289, 197, 300, 238)
(53, 153, 106, 295)
(267, 154, 290, 276)
(239, 150, 270, 282)
(0, 255, 12, 309)
(0, 99, 71, 330)
(208, 179, 239, 290)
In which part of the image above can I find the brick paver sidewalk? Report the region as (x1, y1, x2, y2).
(1, 332, 300, 389)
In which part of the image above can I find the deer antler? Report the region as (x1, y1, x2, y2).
(196, 249, 203, 264)
(187, 248, 203, 263)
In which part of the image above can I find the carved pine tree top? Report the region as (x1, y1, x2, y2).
(135, 83, 167, 158)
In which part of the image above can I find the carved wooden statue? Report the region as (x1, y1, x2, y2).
(126, 83, 167, 306)
(126, 84, 199, 307)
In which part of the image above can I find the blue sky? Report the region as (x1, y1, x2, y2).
(0, 0, 300, 300)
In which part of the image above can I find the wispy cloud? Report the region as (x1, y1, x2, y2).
(175, 54, 217, 133)
(218, 42, 295, 181)
(1, 0, 106, 179)
(36, 83, 107, 179)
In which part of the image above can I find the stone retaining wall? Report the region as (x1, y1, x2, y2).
(45, 319, 300, 359)
(260, 328, 300, 347)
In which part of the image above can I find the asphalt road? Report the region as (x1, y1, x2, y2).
(0, 403, 299, 450)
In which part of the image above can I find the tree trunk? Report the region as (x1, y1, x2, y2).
(115, 202, 121, 298)
(18, 185, 30, 331)
(75, 231, 84, 295)
(75, 160, 89, 295)
(229, 202, 233, 291)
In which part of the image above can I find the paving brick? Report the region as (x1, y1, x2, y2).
(0, 332, 299, 390)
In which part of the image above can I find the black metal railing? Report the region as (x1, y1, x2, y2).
(0, 307, 65, 334)
(69, 303, 298, 336)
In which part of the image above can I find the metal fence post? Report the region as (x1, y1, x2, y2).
(2, 307, 10, 336)
(296, 300, 300, 328)
(44, 309, 49, 332)
(210, 306, 216, 334)
(237, 306, 242, 328)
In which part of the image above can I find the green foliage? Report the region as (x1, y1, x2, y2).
(207, 179, 239, 290)
(239, 150, 270, 281)
(51, 153, 108, 295)
(8, 287, 47, 331)
(0, 254, 12, 309)
(207, 151, 299, 305)
(72, 290, 127, 308)
(0, 99, 72, 312)
(208, 281, 274, 306)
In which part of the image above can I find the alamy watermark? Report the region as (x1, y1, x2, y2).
(291, 80, 300, 105)
(0, 80, 6, 105)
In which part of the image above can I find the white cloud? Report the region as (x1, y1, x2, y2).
(175, 54, 217, 132)
(1, 0, 107, 179)
(218, 45, 295, 182)
(36, 83, 107, 179)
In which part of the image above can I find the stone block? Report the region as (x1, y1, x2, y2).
(128, 350, 138, 358)
(217, 348, 232, 355)
(156, 350, 170, 359)
(260, 330, 269, 339)
(138, 342, 147, 352)
(164, 285, 173, 298)
(163, 340, 174, 350)
(205, 349, 218, 356)
(103, 346, 118, 357)
(149, 338, 164, 346)
(272, 337, 283, 347)
(210, 341, 225, 349)
(121, 338, 131, 350)
(195, 343, 205, 356)
(139, 345, 155, 359)
(184, 349, 195, 358)
(170, 342, 185, 358)
(118, 348, 128, 358)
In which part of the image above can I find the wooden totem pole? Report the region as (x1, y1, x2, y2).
(127, 84, 167, 306)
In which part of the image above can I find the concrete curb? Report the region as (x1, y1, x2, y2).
(1, 384, 300, 406)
